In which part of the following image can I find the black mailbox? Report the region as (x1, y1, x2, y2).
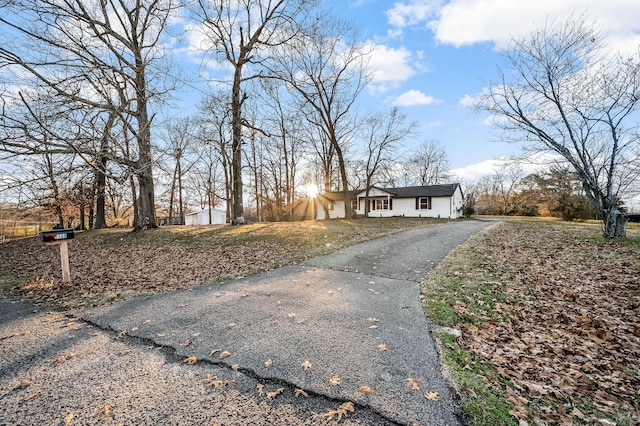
(41, 229, 75, 243)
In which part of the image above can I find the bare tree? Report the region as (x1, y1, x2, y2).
(159, 117, 201, 225)
(254, 79, 307, 219)
(271, 13, 372, 218)
(198, 92, 234, 221)
(193, 0, 316, 224)
(0, 0, 179, 230)
(478, 16, 640, 237)
(492, 163, 523, 215)
(406, 140, 450, 186)
(360, 107, 416, 216)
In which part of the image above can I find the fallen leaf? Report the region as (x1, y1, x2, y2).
(223, 379, 234, 387)
(156, 333, 166, 338)
(329, 374, 341, 386)
(24, 390, 42, 401)
(191, 332, 200, 337)
(294, 388, 308, 398)
(114, 330, 127, 339)
(231, 364, 240, 371)
(96, 405, 116, 419)
(119, 349, 132, 355)
(320, 402, 355, 421)
(178, 303, 189, 308)
(405, 378, 422, 391)
(367, 317, 380, 323)
(266, 387, 285, 399)
(204, 374, 222, 388)
(179, 340, 192, 346)
(256, 384, 265, 396)
(377, 343, 387, 351)
(226, 322, 236, 328)
(219, 351, 232, 359)
(183, 356, 197, 365)
(264, 359, 273, 368)
(359, 385, 376, 395)
(63, 412, 74, 425)
(287, 313, 296, 318)
(425, 391, 439, 401)
(210, 348, 220, 356)
(301, 360, 312, 371)
(368, 325, 378, 329)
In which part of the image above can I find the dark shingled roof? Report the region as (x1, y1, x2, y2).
(321, 184, 461, 200)
(319, 190, 362, 201)
(380, 184, 461, 198)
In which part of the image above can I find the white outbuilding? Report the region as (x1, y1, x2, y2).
(184, 208, 227, 225)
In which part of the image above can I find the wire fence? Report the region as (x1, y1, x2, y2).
(0, 220, 58, 242)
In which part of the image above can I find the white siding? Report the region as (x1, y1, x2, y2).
(316, 185, 464, 220)
(315, 200, 345, 220)
(185, 208, 227, 225)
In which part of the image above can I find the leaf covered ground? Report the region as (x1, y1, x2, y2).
(423, 221, 640, 426)
(2, 217, 639, 425)
(0, 217, 439, 308)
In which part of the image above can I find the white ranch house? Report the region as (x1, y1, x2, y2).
(315, 184, 464, 220)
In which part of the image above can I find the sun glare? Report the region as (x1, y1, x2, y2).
(306, 183, 318, 198)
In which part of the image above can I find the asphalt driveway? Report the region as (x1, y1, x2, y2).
(1, 219, 495, 425)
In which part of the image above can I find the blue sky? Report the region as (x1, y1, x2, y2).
(316, 0, 640, 180)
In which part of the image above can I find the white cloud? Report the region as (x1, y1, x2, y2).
(458, 94, 477, 108)
(432, 0, 640, 53)
(450, 153, 562, 182)
(386, 0, 443, 28)
(366, 43, 418, 93)
(385, 1, 640, 55)
(450, 158, 506, 181)
(387, 28, 404, 39)
(393, 89, 436, 106)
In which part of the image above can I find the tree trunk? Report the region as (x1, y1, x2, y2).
(55, 206, 64, 229)
(168, 166, 177, 225)
(333, 137, 352, 218)
(94, 114, 113, 230)
(78, 204, 85, 230)
(231, 65, 245, 224)
(89, 206, 94, 229)
(177, 157, 184, 225)
(603, 210, 628, 238)
(94, 160, 108, 229)
(129, 174, 139, 229)
(133, 53, 157, 231)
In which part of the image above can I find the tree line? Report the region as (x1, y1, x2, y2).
(464, 165, 601, 220)
(0, 0, 451, 229)
(0, 2, 638, 237)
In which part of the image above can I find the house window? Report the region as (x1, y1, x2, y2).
(351, 199, 358, 211)
(419, 197, 432, 210)
(372, 199, 389, 210)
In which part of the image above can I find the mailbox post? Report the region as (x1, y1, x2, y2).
(41, 229, 75, 283)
